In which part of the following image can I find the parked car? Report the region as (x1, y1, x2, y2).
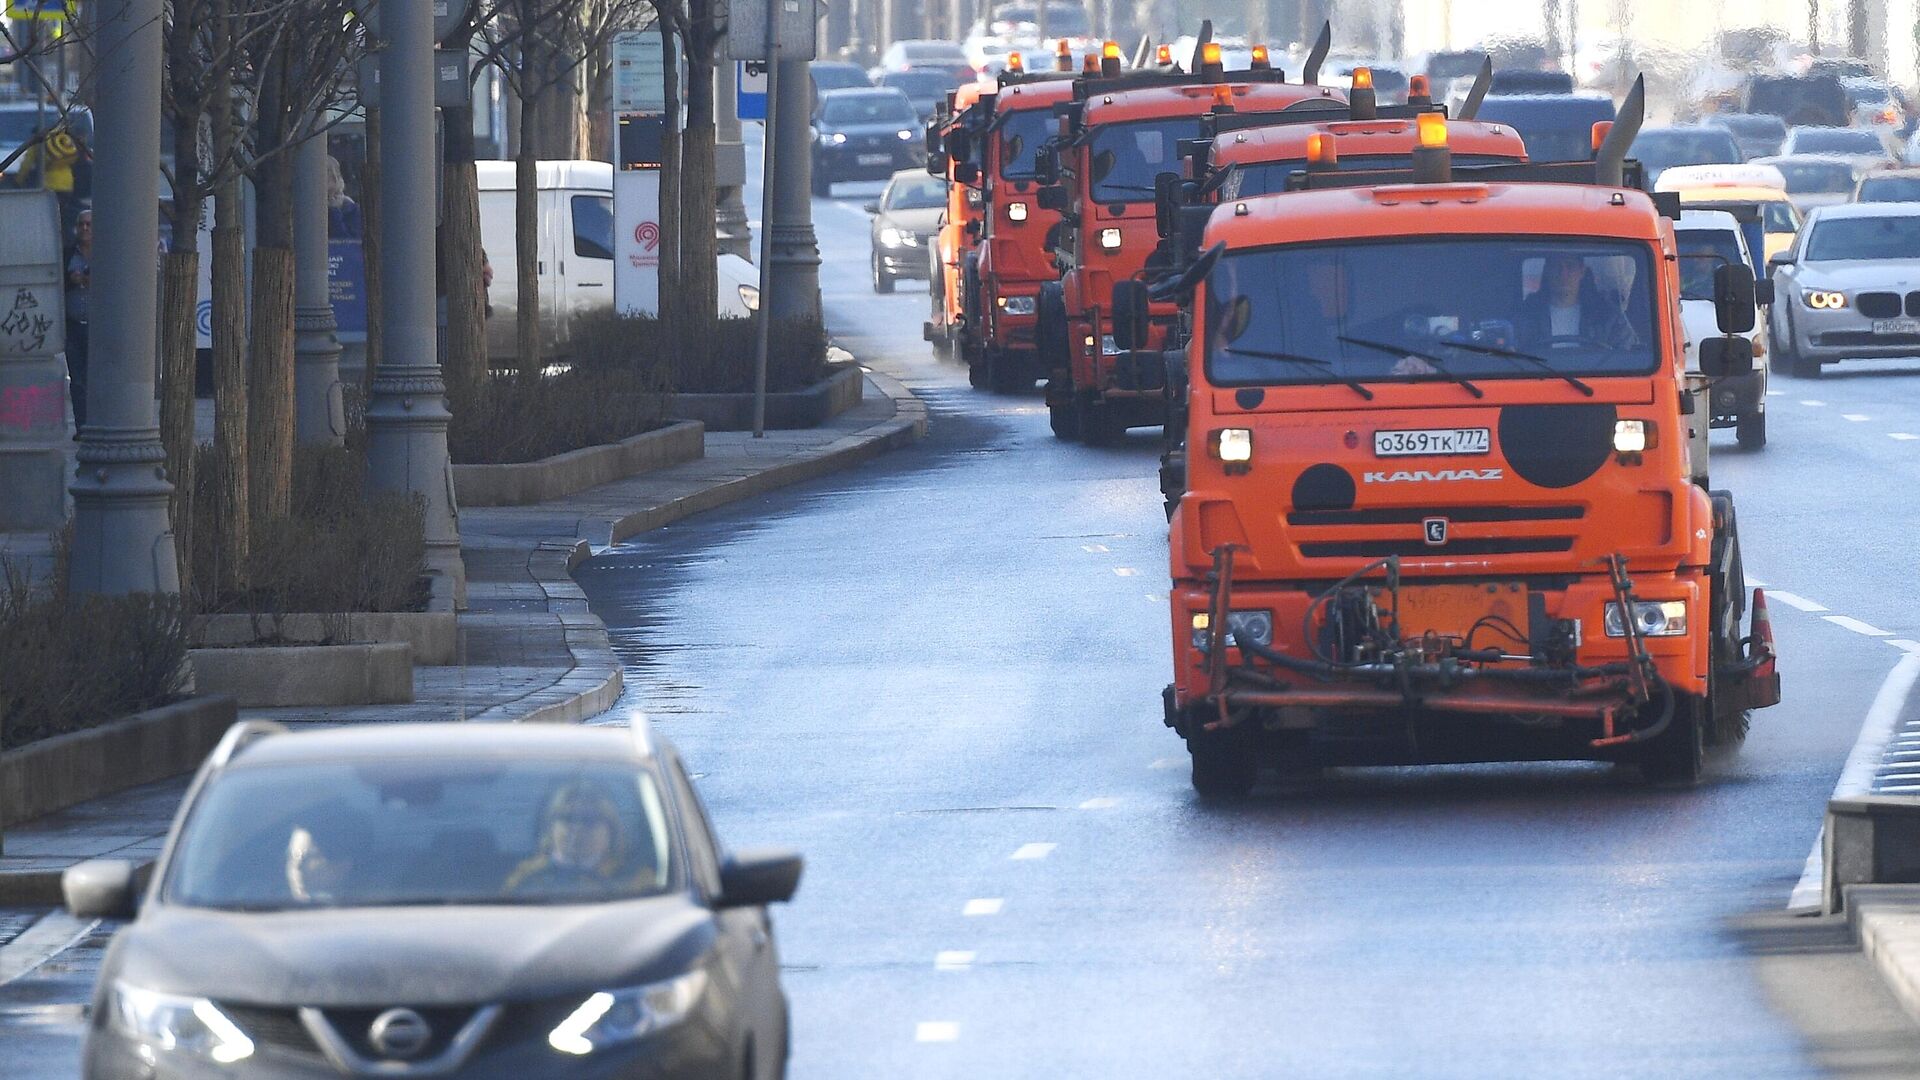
(1472, 94, 1617, 163)
(866, 169, 947, 292)
(1779, 125, 1894, 170)
(1751, 154, 1863, 213)
(63, 721, 803, 1080)
(874, 39, 974, 82)
(878, 68, 963, 123)
(810, 87, 925, 196)
(1676, 209, 1769, 447)
(1630, 125, 1743, 186)
(1706, 112, 1788, 159)
(1855, 168, 1920, 203)
(1768, 202, 1920, 377)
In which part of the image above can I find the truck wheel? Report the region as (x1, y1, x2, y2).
(1189, 733, 1257, 802)
(968, 359, 988, 390)
(1735, 409, 1767, 449)
(1048, 396, 1081, 440)
(1159, 447, 1186, 521)
(1078, 392, 1123, 446)
(1638, 696, 1704, 785)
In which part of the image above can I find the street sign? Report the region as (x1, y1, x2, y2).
(357, 49, 469, 109)
(737, 63, 768, 121)
(5, 0, 71, 22)
(726, 0, 823, 62)
(612, 28, 682, 115)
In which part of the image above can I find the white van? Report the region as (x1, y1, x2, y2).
(477, 160, 760, 364)
(1676, 209, 1769, 449)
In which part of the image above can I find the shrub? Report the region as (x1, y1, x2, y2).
(569, 310, 829, 396)
(0, 559, 189, 750)
(448, 358, 673, 465)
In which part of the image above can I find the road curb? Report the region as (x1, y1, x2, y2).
(1848, 886, 1920, 1024)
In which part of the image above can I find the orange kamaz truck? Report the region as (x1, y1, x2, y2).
(1140, 83, 1780, 797)
(924, 79, 994, 363)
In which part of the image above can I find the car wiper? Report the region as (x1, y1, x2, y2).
(1222, 345, 1375, 400)
(1337, 335, 1485, 399)
(1432, 338, 1595, 396)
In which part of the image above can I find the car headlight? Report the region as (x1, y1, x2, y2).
(879, 226, 905, 247)
(108, 982, 254, 1064)
(1191, 610, 1275, 650)
(1099, 227, 1123, 251)
(549, 970, 708, 1056)
(1803, 289, 1847, 310)
(1000, 294, 1036, 315)
(829, 132, 848, 145)
(1008, 201, 1029, 222)
(1603, 600, 1688, 638)
(897, 129, 915, 141)
(737, 283, 759, 312)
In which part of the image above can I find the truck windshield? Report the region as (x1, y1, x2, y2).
(1805, 216, 1920, 261)
(1205, 237, 1659, 386)
(1088, 118, 1196, 203)
(998, 109, 1052, 179)
(1225, 154, 1516, 198)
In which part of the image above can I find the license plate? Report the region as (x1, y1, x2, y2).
(857, 153, 892, 166)
(1390, 584, 1527, 638)
(1873, 318, 1920, 335)
(1373, 428, 1491, 457)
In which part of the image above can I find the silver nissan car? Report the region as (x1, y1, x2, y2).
(1768, 201, 1920, 377)
(64, 721, 801, 1079)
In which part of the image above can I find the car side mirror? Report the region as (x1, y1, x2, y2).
(1036, 185, 1070, 213)
(1767, 251, 1794, 273)
(64, 858, 142, 920)
(1754, 278, 1775, 307)
(953, 161, 980, 185)
(716, 848, 803, 909)
(1713, 263, 1757, 334)
(1111, 279, 1151, 351)
(862, 201, 880, 214)
(1700, 335, 1755, 378)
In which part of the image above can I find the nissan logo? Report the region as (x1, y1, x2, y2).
(368, 1008, 433, 1060)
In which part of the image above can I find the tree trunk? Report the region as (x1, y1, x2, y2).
(657, 28, 682, 366)
(514, 115, 542, 378)
(160, 252, 198, 599)
(247, 244, 296, 529)
(361, 105, 385, 391)
(442, 111, 487, 398)
(679, 7, 718, 351)
(211, 177, 249, 596)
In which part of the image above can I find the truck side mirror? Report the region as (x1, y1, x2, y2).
(944, 129, 972, 161)
(953, 161, 980, 185)
(1700, 335, 1754, 378)
(1754, 278, 1775, 307)
(1034, 149, 1059, 186)
(1154, 172, 1181, 239)
(1111, 280, 1151, 352)
(1036, 185, 1070, 213)
(1713, 263, 1757, 334)
(926, 152, 948, 178)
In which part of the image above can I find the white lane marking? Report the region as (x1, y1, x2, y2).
(1078, 796, 1118, 809)
(1767, 390, 1785, 397)
(1010, 842, 1057, 861)
(834, 202, 872, 221)
(1843, 414, 1872, 422)
(1149, 756, 1184, 770)
(1113, 567, 1138, 577)
(1892, 433, 1920, 441)
(916, 1021, 961, 1043)
(1145, 592, 1163, 602)
(1082, 543, 1109, 553)
(962, 898, 1004, 916)
(1889, 639, 1920, 655)
(1801, 399, 1827, 407)
(1826, 614, 1893, 637)
(934, 951, 976, 971)
(1765, 590, 1829, 613)
(0, 912, 99, 985)
(1789, 652, 1920, 909)
(1747, 575, 1769, 588)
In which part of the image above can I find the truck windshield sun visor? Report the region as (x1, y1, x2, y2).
(1203, 238, 1659, 388)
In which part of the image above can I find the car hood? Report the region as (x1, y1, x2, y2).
(1796, 260, 1920, 290)
(111, 898, 714, 1006)
(879, 207, 943, 234)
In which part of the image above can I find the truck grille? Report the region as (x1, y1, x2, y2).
(1298, 537, 1576, 558)
(1287, 505, 1584, 527)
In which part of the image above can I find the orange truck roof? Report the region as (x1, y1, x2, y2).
(991, 77, 1078, 113)
(1204, 182, 1666, 250)
(1083, 81, 1346, 124)
(1210, 118, 1528, 168)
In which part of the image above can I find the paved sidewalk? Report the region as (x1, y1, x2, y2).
(0, 367, 926, 910)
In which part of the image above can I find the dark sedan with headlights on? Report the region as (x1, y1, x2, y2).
(810, 87, 926, 196)
(866, 170, 947, 293)
(1769, 202, 1920, 377)
(63, 721, 802, 1080)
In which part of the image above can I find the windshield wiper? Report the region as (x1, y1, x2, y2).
(1430, 338, 1595, 396)
(1222, 345, 1375, 400)
(1337, 335, 1485, 399)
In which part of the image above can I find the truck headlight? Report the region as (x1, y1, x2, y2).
(549, 970, 708, 1055)
(108, 983, 254, 1064)
(1803, 289, 1846, 310)
(1603, 600, 1688, 638)
(1099, 227, 1122, 251)
(1191, 610, 1275, 650)
(1008, 201, 1029, 221)
(1000, 295, 1036, 315)
(1213, 427, 1253, 462)
(1612, 419, 1655, 453)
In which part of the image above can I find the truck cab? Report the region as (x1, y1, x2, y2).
(925, 81, 993, 362)
(1160, 101, 1778, 798)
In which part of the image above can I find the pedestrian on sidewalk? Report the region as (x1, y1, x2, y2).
(64, 208, 91, 428)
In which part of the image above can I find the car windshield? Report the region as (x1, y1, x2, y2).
(1805, 215, 1920, 260)
(1633, 130, 1740, 179)
(988, 4, 1090, 36)
(167, 760, 675, 910)
(1676, 230, 1745, 301)
(997, 108, 1052, 178)
(1859, 176, 1920, 203)
(1791, 128, 1884, 155)
(1225, 153, 1517, 198)
(903, 42, 967, 62)
(1771, 160, 1856, 193)
(883, 71, 957, 97)
(886, 175, 948, 209)
(1204, 237, 1659, 386)
(1088, 117, 1197, 203)
(811, 65, 870, 92)
(820, 94, 918, 126)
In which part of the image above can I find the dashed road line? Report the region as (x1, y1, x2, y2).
(1765, 590, 1829, 613)
(1082, 544, 1109, 553)
(1826, 614, 1893, 637)
(1149, 756, 1184, 770)
(934, 951, 975, 971)
(1801, 399, 1827, 407)
(1010, 842, 1057, 861)
(1892, 433, 1920, 441)
(962, 898, 1004, 916)
(1113, 567, 1138, 577)
(916, 1021, 961, 1043)
(1078, 796, 1118, 809)
(1844, 414, 1872, 422)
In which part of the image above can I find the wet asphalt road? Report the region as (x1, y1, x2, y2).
(7, 165, 1920, 1075)
(573, 184, 1920, 1077)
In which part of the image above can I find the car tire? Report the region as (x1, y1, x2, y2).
(872, 258, 894, 294)
(1736, 408, 1767, 449)
(1792, 354, 1824, 378)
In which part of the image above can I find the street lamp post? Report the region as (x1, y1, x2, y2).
(365, 0, 466, 609)
(67, 0, 178, 597)
(768, 53, 821, 329)
(293, 133, 344, 447)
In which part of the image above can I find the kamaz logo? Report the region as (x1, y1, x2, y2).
(1362, 468, 1505, 484)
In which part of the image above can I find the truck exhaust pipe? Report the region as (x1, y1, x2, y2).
(1595, 75, 1645, 187)
(1301, 21, 1332, 85)
(1187, 19, 1213, 73)
(1456, 56, 1493, 120)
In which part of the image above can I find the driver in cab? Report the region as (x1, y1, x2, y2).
(1519, 252, 1636, 351)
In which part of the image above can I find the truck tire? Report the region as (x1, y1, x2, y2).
(968, 359, 988, 389)
(1048, 393, 1081, 440)
(1077, 391, 1123, 446)
(1707, 493, 1751, 748)
(1736, 408, 1767, 449)
(1189, 732, 1257, 802)
(1159, 446, 1186, 521)
(1638, 694, 1704, 785)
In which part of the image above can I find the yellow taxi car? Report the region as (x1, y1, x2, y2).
(1655, 163, 1800, 263)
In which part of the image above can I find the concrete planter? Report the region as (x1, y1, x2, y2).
(0, 695, 238, 828)
(190, 643, 414, 707)
(191, 611, 459, 666)
(669, 362, 863, 432)
(453, 419, 705, 507)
